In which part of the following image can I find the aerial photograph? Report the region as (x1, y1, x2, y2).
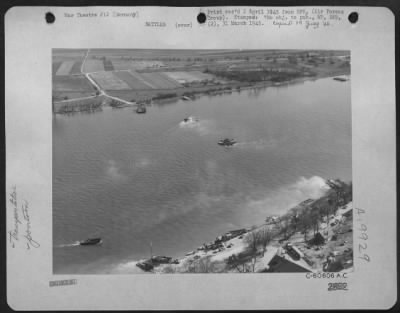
(53, 49, 352, 274)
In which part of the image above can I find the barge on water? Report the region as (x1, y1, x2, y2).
(136, 104, 147, 114)
(79, 238, 102, 246)
(218, 138, 237, 146)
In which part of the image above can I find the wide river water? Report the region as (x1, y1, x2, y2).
(53, 77, 351, 274)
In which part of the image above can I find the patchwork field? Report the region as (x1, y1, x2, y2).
(103, 59, 114, 71)
(140, 72, 181, 89)
(52, 62, 62, 76)
(111, 60, 135, 71)
(53, 75, 96, 101)
(163, 71, 214, 83)
(90, 72, 131, 90)
(53, 75, 95, 92)
(69, 61, 83, 75)
(83, 60, 105, 73)
(110, 60, 166, 71)
(56, 61, 75, 76)
(113, 71, 154, 90)
(52, 49, 350, 110)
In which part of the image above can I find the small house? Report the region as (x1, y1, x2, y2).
(263, 255, 311, 273)
(309, 232, 325, 246)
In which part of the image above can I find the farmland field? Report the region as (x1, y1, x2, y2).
(103, 59, 114, 71)
(56, 61, 75, 76)
(83, 60, 105, 73)
(130, 60, 165, 69)
(163, 71, 214, 83)
(110, 60, 137, 71)
(52, 49, 350, 108)
(110, 60, 165, 71)
(129, 71, 157, 89)
(159, 72, 185, 86)
(52, 62, 62, 76)
(53, 75, 95, 91)
(140, 72, 181, 89)
(69, 61, 83, 75)
(113, 71, 154, 90)
(90, 72, 131, 90)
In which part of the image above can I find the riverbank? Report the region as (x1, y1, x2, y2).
(110, 67, 350, 105)
(53, 49, 350, 114)
(147, 61, 350, 105)
(135, 179, 353, 273)
(53, 71, 349, 114)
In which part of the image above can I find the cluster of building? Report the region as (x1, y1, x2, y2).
(196, 228, 248, 252)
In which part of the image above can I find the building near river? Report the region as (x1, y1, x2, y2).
(263, 254, 312, 273)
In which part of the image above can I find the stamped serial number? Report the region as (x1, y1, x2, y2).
(49, 279, 77, 287)
(328, 282, 348, 291)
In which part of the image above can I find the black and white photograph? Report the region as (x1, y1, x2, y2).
(5, 6, 396, 310)
(53, 49, 353, 274)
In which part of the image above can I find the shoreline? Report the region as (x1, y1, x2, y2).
(135, 178, 353, 274)
(53, 70, 349, 114)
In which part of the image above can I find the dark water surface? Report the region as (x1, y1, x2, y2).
(53, 78, 351, 274)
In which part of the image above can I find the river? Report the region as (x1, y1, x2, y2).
(53, 77, 351, 274)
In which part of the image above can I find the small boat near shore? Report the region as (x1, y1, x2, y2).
(79, 238, 102, 246)
(333, 76, 349, 82)
(181, 95, 195, 101)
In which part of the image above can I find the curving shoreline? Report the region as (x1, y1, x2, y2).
(53, 70, 350, 114)
(135, 178, 353, 274)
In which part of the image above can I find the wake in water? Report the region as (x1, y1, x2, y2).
(55, 241, 80, 248)
(162, 123, 181, 135)
(179, 116, 199, 126)
(160, 117, 202, 137)
(235, 138, 278, 150)
(178, 117, 215, 136)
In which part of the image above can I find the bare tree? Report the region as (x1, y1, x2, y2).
(195, 256, 215, 273)
(226, 254, 251, 273)
(299, 211, 312, 242)
(279, 215, 291, 240)
(291, 212, 300, 232)
(258, 226, 273, 257)
(310, 210, 320, 236)
(245, 228, 262, 272)
(162, 265, 176, 273)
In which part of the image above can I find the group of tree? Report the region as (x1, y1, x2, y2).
(207, 68, 304, 83)
(277, 183, 352, 243)
(57, 100, 102, 114)
(177, 256, 218, 273)
(244, 226, 273, 272)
